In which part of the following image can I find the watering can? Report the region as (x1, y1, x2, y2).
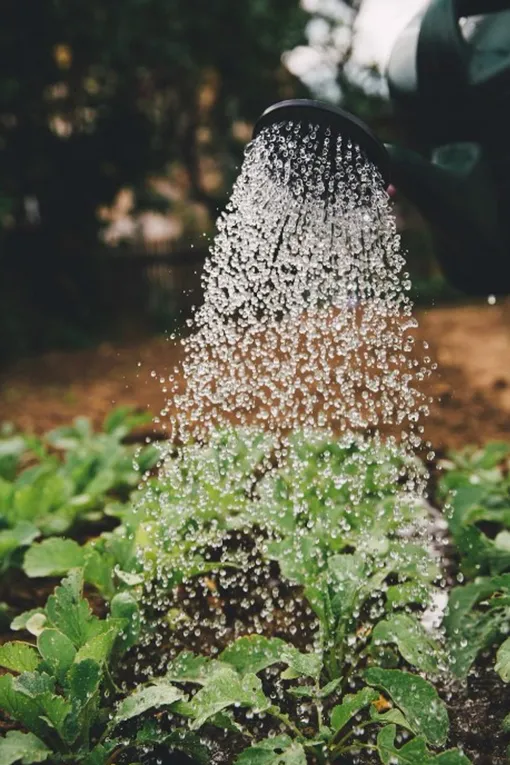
(386, 0, 510, 295)
(254, 0, 510, 295)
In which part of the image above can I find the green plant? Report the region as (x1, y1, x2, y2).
(0, 424, 476, 763)
(445, 573, 510, 681)
(0, 570, 141, 764)
(439, 441, 510, 748)
(106, 636, 468, 764)
(0, 408, 158, 578)
(438, 441, 510, 577)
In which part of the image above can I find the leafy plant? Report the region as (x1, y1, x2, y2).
(444, 573, 510, 680)
(109, 639, 469, 764)
(439, 441, 510, 747)
(0, 570, 141, 764)
(0, 424, 479, 763)
(438, 442, 510, 576)
(0, 408, 158, 579)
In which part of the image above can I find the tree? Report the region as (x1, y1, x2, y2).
(0, 0, 307, 251)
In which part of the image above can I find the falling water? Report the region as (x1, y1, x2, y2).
(135, 120, 435, 683)
(173, 121, 431, 445)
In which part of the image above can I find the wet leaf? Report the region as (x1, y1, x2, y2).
(188, 665, 270, 729)
(365, 668, 449, 747)
(165, 652, 216, 684)
(221, 635, 321, 679)
(369, 705, 415, 732)
(14, 672, 55, 698)
(0, 675, 50, 740)
(235, 735, 307, 764)
(113, 683, 183, 724)
(0, 730, 50, 764)
(110, 592, 140, 651)
(45, 570, 104, 648)
(67, 659, 102, 706)
(11, 610, 45, 635)
(37, 629, 76, 682)
(0, 643, 40, 674)
(495, 636, 510, 682)
(23, 539, 86, 578)
(330, 687, 379, 733)
(377, 725, 429, 764)
(371, 614, 442, 674)
(74, 624, 123, 665)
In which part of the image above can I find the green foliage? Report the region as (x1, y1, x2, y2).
(439, 441, 510, 743)
(438, 442, 510, 576)
(0, 408, 157, 580)
(444, 574, 510, 679)
(364, 668, 449, 747)
(0, 730, 50, 765)
(0, 570, 143, 764)
(235, 736, 306, 764)
(370, 613, 443, 675)
(0, 420, 477, 763)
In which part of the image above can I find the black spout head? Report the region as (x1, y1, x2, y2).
(253, 99, 391, 188)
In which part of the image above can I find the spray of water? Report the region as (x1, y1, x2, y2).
(133, 120, 435, 685)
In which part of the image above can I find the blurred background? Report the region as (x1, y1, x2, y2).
(0, 0, 441, 359)
(2, 0, 510, 448)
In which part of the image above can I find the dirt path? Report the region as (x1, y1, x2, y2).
(1, 302, 510, 450)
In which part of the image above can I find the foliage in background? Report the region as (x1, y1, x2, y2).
(0, 407, 158, 578)
(439, 443, 510, 744)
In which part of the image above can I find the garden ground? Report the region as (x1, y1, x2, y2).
(2, 301, 510, 451)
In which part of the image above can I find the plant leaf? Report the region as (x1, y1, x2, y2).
(164, 652, 212, 684)
(110, 592, 140, 651)
(221, 636, 288, 675)
(137, 722, 210, 764)
(23, 539, 86, 579)
(0, 643, 40, 673)
(37, 629, 76, 683)
(188, 666, 270, 729)
(11, 610, 45, 635)
(235, 735, 307, 764)
(67, 659, 102, 706)
(371, 614, 442, 674)
(74, 624, 122, 666)
(0, 675, 49, 740)
(14, 672, 55, 698)
(369, 705, 415, 733)
(330, 687, 379, 733)
(377, 725, 429, 764)
(45, 570, 104, 648)
(113, 683, 183, 724)
(365, 668, 449, 747)
(0, 730, 50, 764)
(221, 635, 321, 679)
(495, 636, 510, 683)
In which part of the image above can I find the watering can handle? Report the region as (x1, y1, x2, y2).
(418, 0, 510, 101)
(456, 0, 510, 15)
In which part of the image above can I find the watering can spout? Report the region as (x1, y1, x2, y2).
(386, 142, 508, 295)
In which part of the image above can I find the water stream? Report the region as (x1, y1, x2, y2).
(135, 119, 437, 711)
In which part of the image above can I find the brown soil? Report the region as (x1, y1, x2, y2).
(1, 302, 510, 451)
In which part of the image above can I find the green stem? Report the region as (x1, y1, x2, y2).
(332, 719, 378, 748)
(315, 679, 324, 730)
(268, 707, 302, 738)
(331, 742, 378, 760)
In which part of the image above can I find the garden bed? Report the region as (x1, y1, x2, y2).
(0, 412, 509, 763)
(2, 302, 510, 449)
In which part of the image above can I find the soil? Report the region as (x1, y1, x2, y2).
(2, 301, 510, 452)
